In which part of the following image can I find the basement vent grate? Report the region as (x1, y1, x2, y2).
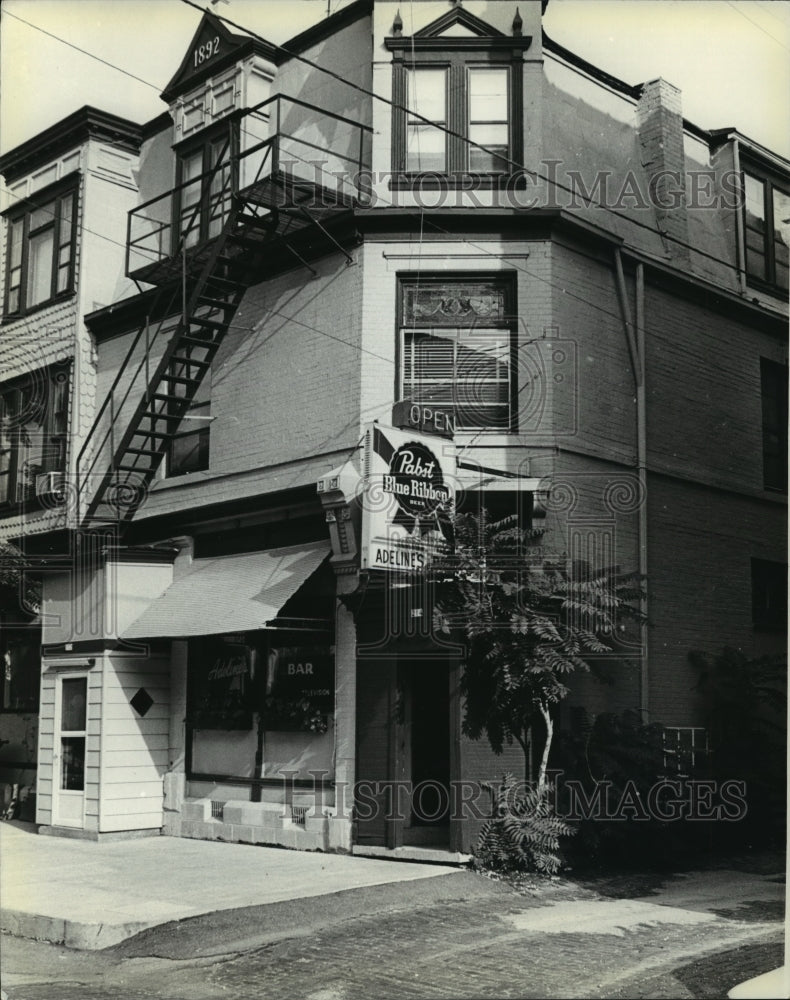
(291, 805, 308, 827)
(211, 801, 226, 820)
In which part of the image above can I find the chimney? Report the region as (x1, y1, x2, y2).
(636, 78, 688, 263)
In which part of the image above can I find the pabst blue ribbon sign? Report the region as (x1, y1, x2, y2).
(361, 424, 454, 571)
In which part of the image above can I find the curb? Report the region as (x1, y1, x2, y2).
(0, 907, 158, 951)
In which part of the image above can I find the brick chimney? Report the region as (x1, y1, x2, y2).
(636, 78, 689, 263)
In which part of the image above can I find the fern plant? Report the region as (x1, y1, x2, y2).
(476, 772, 575, 875)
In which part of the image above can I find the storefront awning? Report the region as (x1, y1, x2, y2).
(122, 541, 330, 639)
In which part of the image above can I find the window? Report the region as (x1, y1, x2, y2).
(387, 8, 527, 179)
(760, 359, 788, 492)
(405, 68, 448, 172)
(0, 363, 69, 507)
(752, 558, 787, 631)
(177, 130, 233, 248)
(0, 626, 39, 713)
(403, 66, 511, 174)
(165, 360, 210, 478)
(4, 181, 77, 316)
(743, 170, 789, 292)
(399, 277, 516, 430)
(398, 62, 514, 176)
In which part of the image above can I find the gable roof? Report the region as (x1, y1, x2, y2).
(160, 10, 277, 103)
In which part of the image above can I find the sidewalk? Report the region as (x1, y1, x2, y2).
(0, 821, 459, 950)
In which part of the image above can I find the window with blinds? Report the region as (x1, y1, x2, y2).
(399, 278, 516, 430)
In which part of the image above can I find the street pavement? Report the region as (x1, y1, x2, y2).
(0, 820, 785, 999)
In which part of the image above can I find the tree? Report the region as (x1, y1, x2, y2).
(432, 509, 644, 794)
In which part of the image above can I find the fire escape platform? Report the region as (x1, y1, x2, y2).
(130, 172, 356, 288)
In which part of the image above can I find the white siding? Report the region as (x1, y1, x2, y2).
(98, 653, 170, 832)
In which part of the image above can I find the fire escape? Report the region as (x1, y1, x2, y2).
(77, 95, 371, 526)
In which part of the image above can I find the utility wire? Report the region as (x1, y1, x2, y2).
(178, 0, 780, 279)
(2, 8, 162, 93)
(4, 0, 775, 283)
(725, 0, 790, 51)
(1, 1, 783, 360)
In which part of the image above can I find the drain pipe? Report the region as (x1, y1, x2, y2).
(635, 263, 649, 721)
(614, 250, 649, 721)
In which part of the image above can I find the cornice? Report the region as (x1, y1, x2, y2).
(0, 106, 142, 183)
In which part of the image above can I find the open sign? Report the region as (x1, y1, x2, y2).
(392, 400, 455, 439)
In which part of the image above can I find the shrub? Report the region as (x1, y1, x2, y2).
(475, 772, 575, 875)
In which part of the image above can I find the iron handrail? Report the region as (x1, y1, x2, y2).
(126, 94, 372, 272)
(78, 140, 238, 509)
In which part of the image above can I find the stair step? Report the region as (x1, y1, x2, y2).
(162, 373, 199, 386)
(149, 392, 190, 405)
(115, 464, 152, 474)
(170, 354, 211, 369)
(198, 295, 236, 311)
(177, 334, 219, 349)
(204, 274, 244, 290)
(130, 428, 175, 439)
(189, 315, 226, 331)
(125, 447, 160, 457)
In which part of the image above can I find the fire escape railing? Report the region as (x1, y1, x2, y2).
(76, 95, 372, 526)
(126, 94, 372, 277)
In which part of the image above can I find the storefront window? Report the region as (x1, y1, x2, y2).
(186, 634, 336, 783)
(187, 636, 254, 730)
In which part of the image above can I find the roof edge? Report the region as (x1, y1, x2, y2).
(277, 0, 372, 64)
(0, 106, 143, 182)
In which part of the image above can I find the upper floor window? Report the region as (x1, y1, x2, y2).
(398, 276, 517, 431)
(386, 6, 528, 181)
(0, 363, 69, 508)
(751, 558, 787, 632)
(177, 129, 233, 249)
(403, 66, 511, 174)
(743, 170, 789, 293)
(760, 358, 788, 493)
(3, 180, 77, 318)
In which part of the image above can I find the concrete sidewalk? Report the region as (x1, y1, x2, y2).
(0, 821, 459, 950)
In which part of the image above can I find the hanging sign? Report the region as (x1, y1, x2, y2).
(392, 401, 455, 439)
(361, 424, 455, 572)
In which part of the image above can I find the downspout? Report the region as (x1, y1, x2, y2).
(614, 249, 648, 720)
(731, 136, 748, 294)
(635, 263, 649, 721)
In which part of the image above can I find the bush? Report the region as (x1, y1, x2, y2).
(475, 772, 575, 875)
(555, 710, 674, 866)
(691, 646, 787, 847)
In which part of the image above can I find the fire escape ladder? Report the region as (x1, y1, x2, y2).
(80, 209, 250, 526)
(79, 96, 373, 527)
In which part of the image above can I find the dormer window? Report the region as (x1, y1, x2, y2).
(387, 7, 530, 182)
(3, 178, 77, 318)
(743, 167, 789, 294)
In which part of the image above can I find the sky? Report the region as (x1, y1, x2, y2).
(0, 0, 789, 159)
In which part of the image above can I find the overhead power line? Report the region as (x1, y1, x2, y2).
(177, 0, 770, 281)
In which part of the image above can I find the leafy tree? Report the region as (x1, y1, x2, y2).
(432, 509, 644, 794)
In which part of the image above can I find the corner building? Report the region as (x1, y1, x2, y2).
(0, 0, 785, 857)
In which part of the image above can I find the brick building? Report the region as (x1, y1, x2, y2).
(0, 0, 786, 856)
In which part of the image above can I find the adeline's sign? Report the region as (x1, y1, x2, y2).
(361, 424, 455, 572)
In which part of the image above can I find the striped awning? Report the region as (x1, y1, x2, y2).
(122, 541, 330, 639)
